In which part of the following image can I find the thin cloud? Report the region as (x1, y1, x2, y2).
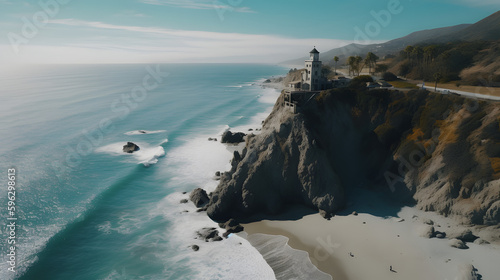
(3, 18, 379, 65)
(140, 0, 255, 13)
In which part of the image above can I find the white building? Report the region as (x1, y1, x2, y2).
(288, 47, 329, 91)
(284, 47, 330, 113)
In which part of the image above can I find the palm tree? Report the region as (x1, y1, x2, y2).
(333, 56, 339, 76)
(365, 52, 379, 75)
(347, 56, 355, 76)
(354, 56, 363, 76)
(404, 45, 414, 59)
(434, 72, 442, 91)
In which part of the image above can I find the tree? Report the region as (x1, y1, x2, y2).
(382, 72, 397, 81)
(333, 56, 339, 75)
(321, 65, 332, 78)
(349, 75, 374, 88)
(434, 72, 442, 91)
(354, 56, 364, 76)
(375, 64, 389, 74)
(365, 52, 379, 75)
(404, 45, 414, 59)
(347, 56, 356, 76)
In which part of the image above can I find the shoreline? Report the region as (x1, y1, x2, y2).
(243, 205, 500, 280)
(208, 78, 500, 279)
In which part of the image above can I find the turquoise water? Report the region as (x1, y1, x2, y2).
(0, 64, 285, 280)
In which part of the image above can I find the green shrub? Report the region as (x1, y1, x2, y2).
(383, 72, 398, 81)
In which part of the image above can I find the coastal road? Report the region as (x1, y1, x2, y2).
(419, 84, 500, 101)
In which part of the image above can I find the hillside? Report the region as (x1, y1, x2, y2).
(282, 10, 500, 66)
(384, 40, 500, 86)
(446, 10, 500, 42)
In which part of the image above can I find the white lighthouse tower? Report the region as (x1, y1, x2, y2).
(303, 47, 322, 91)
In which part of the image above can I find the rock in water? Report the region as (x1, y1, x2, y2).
(196, 227, 222, 242)
(123, 142, 140, 153)
(221, 131, 246, 144)
(190, 188, 210, 208)
(191, 245, 200, 251)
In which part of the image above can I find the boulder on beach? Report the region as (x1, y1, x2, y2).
(190, 188, 210, 208)
(123, 142, 140, 153)
(221, 131, 246, 144)
(448, 229, 479, 242)
(435, 231, 446, 239)
(419, 225, 435, 238)
(219, 218, 244, 236)
(180, 199, 188, 204)
(449, 238, 469, 249)
(473, 238, 490, 245)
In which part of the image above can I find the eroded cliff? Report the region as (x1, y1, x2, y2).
(208, 88, 500, 226)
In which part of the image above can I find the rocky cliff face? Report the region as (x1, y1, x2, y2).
(207, 88, 500, 226)
(208, 94, 344, 222)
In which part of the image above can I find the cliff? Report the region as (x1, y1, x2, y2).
(207, 87, 500, 226)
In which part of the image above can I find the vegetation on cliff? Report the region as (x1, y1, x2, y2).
(208, 86, 500, 226)
(384, 40, 500, 86)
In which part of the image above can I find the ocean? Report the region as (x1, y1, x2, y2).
(0, 64, 287, 280)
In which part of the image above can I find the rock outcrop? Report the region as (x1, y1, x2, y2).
(207, 87, 500, 226)
(221, 131, 246, 144)
(196, 227, 223, 242)
(190, 188, 210, 208)
(208, 94, 344, 222)
(123, 142, 140, 153)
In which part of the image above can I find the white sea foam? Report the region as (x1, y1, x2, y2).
(96, 142, 166, 166)
(257, 87, 281, 104)
(150, 192, 276, 280)
(124, 130, 167, 135)
(147, 83, 287, 279)
(164, 131, 236, 191)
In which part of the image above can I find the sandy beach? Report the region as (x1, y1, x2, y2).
(243, 201, 500, 280)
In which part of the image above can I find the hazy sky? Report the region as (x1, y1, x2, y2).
(1, 0, 499, 64)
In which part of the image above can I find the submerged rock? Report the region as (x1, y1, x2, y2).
(123, 142, 140, 153)
(191, 245, 200, 251)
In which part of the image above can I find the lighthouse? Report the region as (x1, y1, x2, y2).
(303, 47, 322, 91)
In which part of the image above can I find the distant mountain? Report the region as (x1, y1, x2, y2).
(281, 10, 500, 66)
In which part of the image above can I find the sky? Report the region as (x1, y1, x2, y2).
(0, 0, 499, 65)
